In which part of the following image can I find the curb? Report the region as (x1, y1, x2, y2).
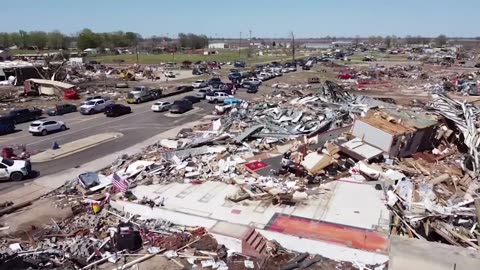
(0, 120, 205, 205)
(30, 133, 124, 163)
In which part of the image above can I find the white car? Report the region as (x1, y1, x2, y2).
(151, 101, 172, 112)
(79, 98, 113, 115)
(29, 120, 66, 136)
(206, 92, 234, 103)
(165, 71, 176, 78)
(192, 80, 207, 88)
(0, 158, 31, 181)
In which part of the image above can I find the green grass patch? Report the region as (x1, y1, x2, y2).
(91, 50, 289, 65)
(10, 49, 64, 55)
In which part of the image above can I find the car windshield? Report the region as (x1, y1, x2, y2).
(2, 158, 14, 166)
(85, 101, 95, 105)
(195, 80, 203, 83)
(30, 123, 41, 127)
(133, 87, 143, 91)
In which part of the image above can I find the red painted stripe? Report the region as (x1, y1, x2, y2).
(267, 215, 388, 252)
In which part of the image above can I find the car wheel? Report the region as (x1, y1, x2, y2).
(41, 129, 47, 136)
(136, 99, 141, 104)
(60, 125, 66, 131)
(12, 120, 16, 125)
(34, 115, 40, 120)
(214, 99, 218, 103)
(10, 172, 24, 182)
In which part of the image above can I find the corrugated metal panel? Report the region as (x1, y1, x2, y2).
(352, 120, 393, 152)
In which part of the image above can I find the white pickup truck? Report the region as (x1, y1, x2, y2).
(79, 98, 113, 115)
(206, 92, 234, 103)
(0, 158, 31, 181)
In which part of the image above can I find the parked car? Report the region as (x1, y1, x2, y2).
(165, 71, 176, 78)
(170, 100, 193, 114)
(208, 77, 222, 86)
(192, 80, 207, 88)
(246, 84, 259, 93)
(195, 89, 212, 99)
(228, 72, 242, 82)
(0, 116, 15, 134)
(29, 120, 66, 136)
(151, 101, 172, 112)
(234, 61, 246, 68)
(0, 157, 31, 181)
(224, 98, 243, 105)
(85, 95, 102, 102)
(47, 104, 77, 116)
(175, 85, 194, 93)
(206, 92, 233, 103)
(79, 99, 113, 115)
(7, 108, 42, 124)
(104, 104, 131, 117)
(183, 95, 201, 104)
(241, 78, 262, 88)
(149, 89, 163, 100)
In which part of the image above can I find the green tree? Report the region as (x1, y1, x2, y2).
(77, 29, 100, 50)
(0, 33, 11, 47)
(29, 31, 48, 49)
(125, 32, 139, 47)
(47, 31, 67, 49)
(9, 32, 21, 47)
(18, 30, 29, 49)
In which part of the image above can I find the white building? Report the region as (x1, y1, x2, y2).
(208, 43, 228, 49)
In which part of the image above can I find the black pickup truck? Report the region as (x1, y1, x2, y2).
(8, 108, 43, 124)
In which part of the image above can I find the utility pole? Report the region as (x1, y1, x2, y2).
(238, 32, 242, 57)
(291, 31, 295, 62)
(135, 39, 139, 64)
(248, 30, 252, 58)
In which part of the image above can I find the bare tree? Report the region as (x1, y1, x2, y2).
(384, 36, 392, 48)
(436, 34, 448, 47)
(353, 35, 360, 46)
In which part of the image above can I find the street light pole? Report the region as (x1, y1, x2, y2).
(239, 32, 242, 57)
(135, 40, 139, 64)
(248, 30, 252, 58)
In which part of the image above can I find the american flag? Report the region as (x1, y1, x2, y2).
(112, 172, 129, 193)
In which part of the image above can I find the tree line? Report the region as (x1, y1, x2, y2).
(0, 29, 451, 51)
(177, 33, 209, 49)
(0, 29, 144, 51)
(0, 31, 69, 49)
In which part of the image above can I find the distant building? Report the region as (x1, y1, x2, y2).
(208, 43, 228, 49)
(83, 48, 98, 54)
(303, 43, 331, 49)
(332, 41, 352, 47)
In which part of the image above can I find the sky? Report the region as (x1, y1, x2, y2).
(1, 0, 478, 38)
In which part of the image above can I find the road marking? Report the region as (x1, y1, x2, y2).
(164, 107, 203, 118)
(0, 93, 204, 145)
(25, 109, 154, 146)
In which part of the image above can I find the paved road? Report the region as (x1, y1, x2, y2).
(0, 91, 218, 193)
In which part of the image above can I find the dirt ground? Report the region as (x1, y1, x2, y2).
(0, 198, 73, 237)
